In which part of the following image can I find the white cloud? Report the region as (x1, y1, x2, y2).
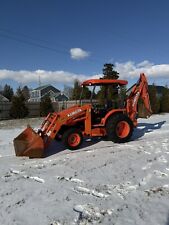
(0, 60, 168, 87)
(115, 61, 169, 80)
(137, 60, 153, 68)
(0, 69, 88, 85)
(70, 48, 90, 60)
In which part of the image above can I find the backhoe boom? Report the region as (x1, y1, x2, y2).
(126, 73, 152, 124)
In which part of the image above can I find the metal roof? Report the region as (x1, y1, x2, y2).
(33, 84, 60, 92)
(33, 84, 50, 91)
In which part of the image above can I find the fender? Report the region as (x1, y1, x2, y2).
(101, 108, 126, 126)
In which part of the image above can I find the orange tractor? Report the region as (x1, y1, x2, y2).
(13, 73, 152, 158)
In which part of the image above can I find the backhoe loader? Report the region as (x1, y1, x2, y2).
(13, 73, 152, 158)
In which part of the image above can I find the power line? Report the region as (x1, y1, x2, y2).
(0, 27, 106, 65)
(0, 32, 69, 55)
(0, 27, 69, 49)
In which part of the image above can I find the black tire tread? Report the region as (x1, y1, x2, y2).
(62, 128, 83, 150)
(106, 114, 133, 143)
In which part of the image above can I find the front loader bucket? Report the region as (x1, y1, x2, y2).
(13, 126, 45, 158)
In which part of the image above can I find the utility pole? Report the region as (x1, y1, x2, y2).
(38, 75, 41, 117)
(38, 74, 41, 87)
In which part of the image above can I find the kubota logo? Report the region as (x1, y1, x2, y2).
(67, 109, 82, 117)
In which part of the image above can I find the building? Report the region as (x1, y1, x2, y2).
(0, 94, 9, 102)
(29, 84, 68, 102)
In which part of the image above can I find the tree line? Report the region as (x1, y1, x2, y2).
(148, 84, 169, 113)
(70, 64, 169, 114)
(0, 64, 169, 119)
(0, 85, 54, 118)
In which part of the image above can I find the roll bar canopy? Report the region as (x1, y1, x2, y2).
(81, 79, 128, 86)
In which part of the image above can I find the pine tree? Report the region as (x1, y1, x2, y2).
(97, 64, 119, 107)
(160, 86, 169, 113)
(71, 80, 81, 100)
(81, 86, 91, 99)
(103, 63, 119, 79)
(0, 85, 3, 94)
(22, 86, 30, 101)
(119, 85, 127, 107)
(63, 85, 72, 99)
(148, 84, 160, 114)
(40, 96, 54, 116)
(10, 87, 29, 118)
(2, 84, 14, 101)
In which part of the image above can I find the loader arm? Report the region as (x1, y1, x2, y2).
(126, 73, 152, 125)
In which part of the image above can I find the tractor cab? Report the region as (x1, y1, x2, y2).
(81, 79, 128, 123)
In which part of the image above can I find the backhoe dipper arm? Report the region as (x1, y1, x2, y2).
(126, 73, 152, 124)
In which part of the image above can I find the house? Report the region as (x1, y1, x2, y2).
(29, 84, 68, 102)
(0, 94, 9, 102)
(42, 91, 69, 102)
(54, 93, 69, 101)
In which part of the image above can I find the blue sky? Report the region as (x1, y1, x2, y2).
(0, 0, 169, 90)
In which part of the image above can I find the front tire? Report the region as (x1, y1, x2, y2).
(62, 128, 83, 150)
(106, 114, 133, 143)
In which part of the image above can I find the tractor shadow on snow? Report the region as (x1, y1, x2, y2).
(132, 120, 166, 141)
(44, 137, 101, 157)
(44, 120, 166, 157)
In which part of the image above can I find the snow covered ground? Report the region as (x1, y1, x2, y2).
(0, 114, 169, 225)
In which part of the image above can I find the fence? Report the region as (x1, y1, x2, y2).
(0, 100, 93, 120)
(0, 100, 147, 120)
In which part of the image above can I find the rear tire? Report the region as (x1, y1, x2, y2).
(62, 128, 83, 150)
(106, 114, 133, 143)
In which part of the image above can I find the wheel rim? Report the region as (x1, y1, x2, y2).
(116, 121, 130, 138)
(68, 133, 81, 147)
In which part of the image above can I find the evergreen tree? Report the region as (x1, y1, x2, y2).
(63, 85, 73, 99)
(97, 64, 119, 107)
(119, 85, 127, 107)
(16, 86, 23, 97)
(40, 96, 54, 116)
(10, 87, 29, 118)
(71, 80, 81, 100)
(0, 85, 3, 94)
(2, 84, 14, 101)
(148, 84, 160, 114)
(103, 63, 119, 79)
(119, 85, 127, 99)
(22, 86, 30, 101)
(71, 79, 91, 100)
(81, 86, 91, 99)
(160, 86, 169, 112)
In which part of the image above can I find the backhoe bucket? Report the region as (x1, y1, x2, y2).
(13, 126, 45, 158)
(138, 102, 152, 118)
